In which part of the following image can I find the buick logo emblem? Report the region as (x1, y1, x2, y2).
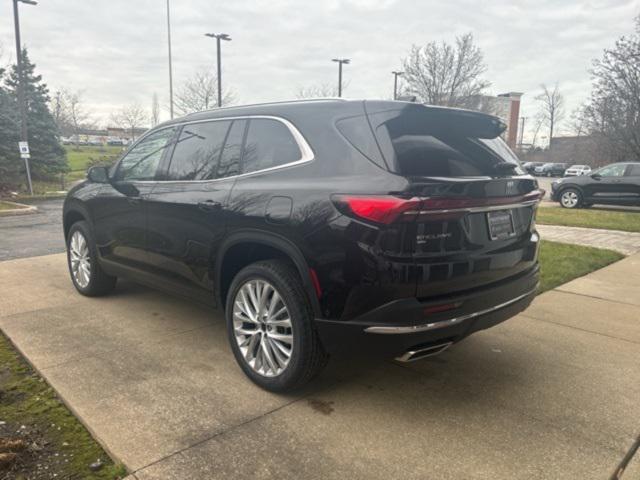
(506, 180, 516, 195)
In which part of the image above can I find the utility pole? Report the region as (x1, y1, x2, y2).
(166, 0, 174, 119)
(332, 58, 350, 97)
(391, 71, 404, 100)
(204, 33, 231, 108)
(12, 0, 37, 196)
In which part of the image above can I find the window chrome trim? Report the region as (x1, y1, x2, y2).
(115, 115, 315, 184)
(364, 286, 538, 334)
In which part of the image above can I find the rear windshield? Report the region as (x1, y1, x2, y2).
(339, 103, 524, 177)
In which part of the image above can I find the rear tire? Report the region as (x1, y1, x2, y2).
(225, 260, 328, 392)
(559, 188, 582, 209)
(66, 221, 117, 296)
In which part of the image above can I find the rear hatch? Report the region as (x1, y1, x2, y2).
(364, 101, 541, 299)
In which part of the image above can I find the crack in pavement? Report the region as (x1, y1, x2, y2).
(610, 434, 640, 479)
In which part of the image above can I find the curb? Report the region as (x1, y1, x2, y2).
(0, 201, 38, 217)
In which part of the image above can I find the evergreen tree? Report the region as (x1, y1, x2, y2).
(1, 49, 67, 186)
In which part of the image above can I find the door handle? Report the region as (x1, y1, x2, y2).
(198, 200, 222, 212)
(127, 196, 142, 206)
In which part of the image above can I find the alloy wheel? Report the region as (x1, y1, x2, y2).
(232, 279, 293, 377)
(561, 190, 579, 208)
(69, 230, 91, 288)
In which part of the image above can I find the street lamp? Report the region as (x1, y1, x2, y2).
(332, 58, 350, 97)
(391, 71, 404, 100)
(12, 0, 37, 196)
(204, 33, 231, 108)
(166, 0, 174, 119)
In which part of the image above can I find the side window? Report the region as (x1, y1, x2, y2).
(598, 164, 626, 177)
(626, 164, 640, 176)
(242, 119, 302, 174)
(217, 119, 246, 179)
(166, 121, 231, 180)
(116, 128, 176, 181)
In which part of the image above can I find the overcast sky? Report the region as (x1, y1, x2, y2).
(1, 0, 638, 140)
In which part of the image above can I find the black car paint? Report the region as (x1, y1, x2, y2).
(551, 163, 640, 206)
(64, 100, 541, 357)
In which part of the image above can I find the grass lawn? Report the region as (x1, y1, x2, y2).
(0, 201, 18, 211)
(65, 145, 124, 173)
(0, 331, 127, 479)
(537, 206, 640, 233)
(538, 240, 623, 293)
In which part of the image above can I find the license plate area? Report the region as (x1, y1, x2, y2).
(487, 209, 516, 240)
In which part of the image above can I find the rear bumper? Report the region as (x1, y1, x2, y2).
(314, 264, 539, 357)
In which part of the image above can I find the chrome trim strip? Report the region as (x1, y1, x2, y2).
(112, 115, 315, 185)
(365, 287, 538, 334)
(402, 199, 539, 216)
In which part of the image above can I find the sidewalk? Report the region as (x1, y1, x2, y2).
(0, 253, 639, 479)
(537, 224, 640, 255)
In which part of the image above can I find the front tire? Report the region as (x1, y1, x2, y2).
(225, 260, 328, 392)
(66, 221, 117, 296)
(559, 188, 582, 209)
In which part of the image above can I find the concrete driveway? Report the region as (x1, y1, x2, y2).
(0, 253, 639, 479)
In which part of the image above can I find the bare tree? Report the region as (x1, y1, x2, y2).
(402, 33, 491, 108)
(535, 83, 565, 149)
(111, 102, 148, 141)
(295, 82, 342, 99)
(581, 15, 640, 161)
(174, 69, 235, 115)
(151, 92, 160, 126)
(51, 89, 71, 135)
(67, 90, 90, 148)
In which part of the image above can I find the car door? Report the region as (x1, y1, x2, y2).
(144, 118, 247, 302)
(585, 163, 628, 201)
(91, 126, 177, 270)
(622, 164, 640, 203)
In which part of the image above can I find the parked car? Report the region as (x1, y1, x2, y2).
(551, 162, 640, 208)
(522, 162, 544, 174)
(535, 162, 568, 177)
(564, 164, 592, 176)
(63, 100, 542, 391)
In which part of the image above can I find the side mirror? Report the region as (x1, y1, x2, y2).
(87, 166, 110, 183)
(591, 173, 601, 180)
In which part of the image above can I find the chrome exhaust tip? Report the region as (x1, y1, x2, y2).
(395, 341, 453, 362)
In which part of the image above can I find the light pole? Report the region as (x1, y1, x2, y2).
(391, 71, 404, 100)
(12, 0, 36, 196)
(204, 33, 231, 108)
(332, 58, 350, 97)
(166, 0, 174, 119)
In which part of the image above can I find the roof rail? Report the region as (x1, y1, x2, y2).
(184, 98, 348, 117)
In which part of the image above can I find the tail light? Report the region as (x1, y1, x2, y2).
(331, 195, 421, 224)
(332, 190, 544, 225)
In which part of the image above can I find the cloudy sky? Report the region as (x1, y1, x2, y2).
(0, 0, 638, 140)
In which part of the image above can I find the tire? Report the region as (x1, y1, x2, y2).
(559, 188, 582, 209)
(66, 221, 117, 296)
(225, 260, 328, 392)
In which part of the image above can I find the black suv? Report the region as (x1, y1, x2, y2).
(63, 100, 542, 391)
(551, 162, 640, 208)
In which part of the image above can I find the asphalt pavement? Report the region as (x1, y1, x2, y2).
(0, 198, 65, 261)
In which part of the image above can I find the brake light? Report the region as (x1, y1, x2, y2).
(332, 195, 420, 224)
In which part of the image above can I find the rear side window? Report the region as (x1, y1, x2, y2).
(626, 164, 640, 176)
(368, 105, 523, 177)
(242, 119, 302, 174)
(217, 119, 246, 178)
(166, 121, 230, 180)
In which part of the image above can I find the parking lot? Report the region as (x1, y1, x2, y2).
(1, 251, 639, 479)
